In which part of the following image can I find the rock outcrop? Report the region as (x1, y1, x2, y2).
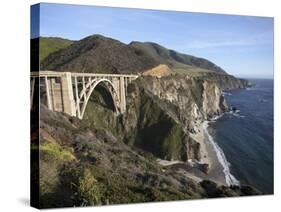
(35, 102, 261, 208)
(120, 75, 228, 162)
(142, 64, 172, 77)
(195, 72, 251, 90)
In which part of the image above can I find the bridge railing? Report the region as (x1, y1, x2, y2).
(31, 71, 139, 79)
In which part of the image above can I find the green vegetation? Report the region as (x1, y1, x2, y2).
(57, 163, 195, 206)
(41, 34, 158, 74)
(40, 34, 227, 76)
(61, 166, 101, 206)
(130, 41, 226, 75)
(162, 125, 184, 160)
(123, 84, 187, 161)
(39, 37, 73, 62)
(77, 81, 186, 161)
(37, 104, 201, 208)
(171, 62, 213, 76)
(80, 86, 119, 136)
(40, 140, 76, 162)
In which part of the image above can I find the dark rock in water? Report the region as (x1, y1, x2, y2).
(240, 185, 262, 196)
(200, 180, 223, 197)
(231, 106, 237, 112)
(200, 180, 262, 198)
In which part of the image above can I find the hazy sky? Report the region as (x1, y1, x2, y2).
(32, 3, 274, 78)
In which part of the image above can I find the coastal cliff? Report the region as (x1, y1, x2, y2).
(120, 75, 229, 161)
(74, 74, 230, 162)
(36, 86, 259, 207)
(194, 72, 252, 90)
(74, 72, 249, 172)
(34, 35, 259, 208)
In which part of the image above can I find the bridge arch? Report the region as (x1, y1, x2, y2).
(78, 78, 120, 119)
(31, 71, 138, 119)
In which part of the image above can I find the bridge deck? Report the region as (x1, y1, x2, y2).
(31, 71, 139, 78)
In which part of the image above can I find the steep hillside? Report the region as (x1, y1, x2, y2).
(41, 35, 158, 74)
(34, 75, 260, 208)
(39, 37, 74, 62)
(130, 41, 226, 75)
(41, 34, 226, 76)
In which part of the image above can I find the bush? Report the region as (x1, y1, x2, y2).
(61, 166, 102, 206)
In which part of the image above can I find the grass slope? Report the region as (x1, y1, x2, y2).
(40, 34, 227, 76)
(129, 41, 226, 75)
(39, 37, 74, 62)
(41, 35, 158, 74)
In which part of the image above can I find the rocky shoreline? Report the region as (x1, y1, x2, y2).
(157, 119, 228, 187)
(141, 74, 251, 187)
(34, 73, 261, 208)
(191, 121, 227, 185)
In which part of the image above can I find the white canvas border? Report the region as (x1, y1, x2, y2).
(0, 0, 279, 211)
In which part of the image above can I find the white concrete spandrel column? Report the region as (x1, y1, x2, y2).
(60, 72, 76, 116)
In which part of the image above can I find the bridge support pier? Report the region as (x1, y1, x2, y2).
(119, 76, 126, 114)
(61, 72, 76, 116)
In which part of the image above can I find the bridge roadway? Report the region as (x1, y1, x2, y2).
(31, 71, 139, 119)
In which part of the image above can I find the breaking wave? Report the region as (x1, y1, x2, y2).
(203, 121, 240, 186)
(227, 110, 246, 118)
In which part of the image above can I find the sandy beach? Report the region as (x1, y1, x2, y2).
(191, 122, 227, 185)
(158, 122, 227, 186)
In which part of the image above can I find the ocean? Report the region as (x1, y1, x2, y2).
(206, 79, 274, 194)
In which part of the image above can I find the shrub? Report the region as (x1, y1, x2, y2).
(61, 166, 102, 206)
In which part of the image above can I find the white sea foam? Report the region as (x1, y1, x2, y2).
(222, 92, 232, 96)
(203, 121, 240, 186)
(209, 114, 224, 122)
(232, 113, 245, 118)
(246, 87, 270, 91)
(226, 110, 245, 118)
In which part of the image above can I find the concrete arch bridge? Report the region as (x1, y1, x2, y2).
(30, 71, 138, 119)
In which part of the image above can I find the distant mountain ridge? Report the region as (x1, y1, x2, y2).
(130, 41, 226, 74)
(40, 34, 227, 75)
